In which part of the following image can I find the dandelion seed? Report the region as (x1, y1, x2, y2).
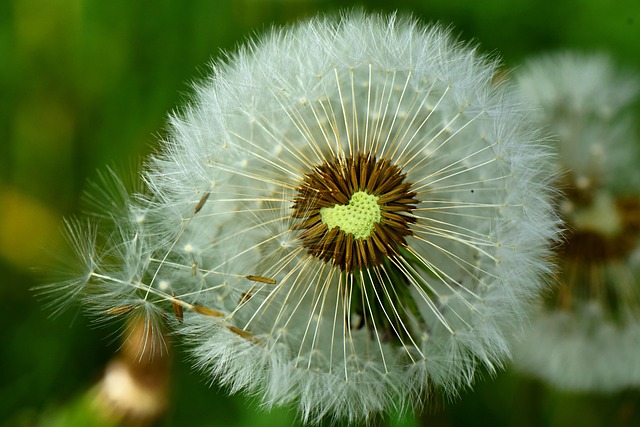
(171, 292, 184, 323)
(194, 192, 210, 215)
(41, 12, 559, 423)
(245, 275, 277, 285)
(191, 305, 225, 318)
(512, 52, 640, 392)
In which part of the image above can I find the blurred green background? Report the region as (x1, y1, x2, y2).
(2, 0, 640, 426)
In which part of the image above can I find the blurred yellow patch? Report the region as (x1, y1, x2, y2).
(0, 186, 61, 270)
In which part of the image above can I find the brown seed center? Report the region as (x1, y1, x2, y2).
(553, 185, 640, 311)
(291, 154, 418, 271)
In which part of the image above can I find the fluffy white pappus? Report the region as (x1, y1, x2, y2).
(43, 11, 559, 424)
(37, 171, 169, 354)
(512, 52, 640, 392)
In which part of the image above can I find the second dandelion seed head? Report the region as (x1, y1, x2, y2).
(513, 52, 640, 392)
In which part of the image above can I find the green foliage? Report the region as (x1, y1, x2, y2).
(1, 0, 639, 426)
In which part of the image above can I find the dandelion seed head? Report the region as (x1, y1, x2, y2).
(143, 13, 558, 422)
(41, 12, 560, 424)
(513, 52, 640, 392)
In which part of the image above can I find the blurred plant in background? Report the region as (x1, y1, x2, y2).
(2, 1, 640, 427)
(512, 53, 640, 392)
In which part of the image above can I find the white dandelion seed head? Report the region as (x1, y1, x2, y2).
(41, 11, 560, 424)
(143, 13, 559, 422)
(512, 52, 640, 392)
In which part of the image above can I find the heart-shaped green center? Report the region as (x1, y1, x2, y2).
(320, 191, 381, 240)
